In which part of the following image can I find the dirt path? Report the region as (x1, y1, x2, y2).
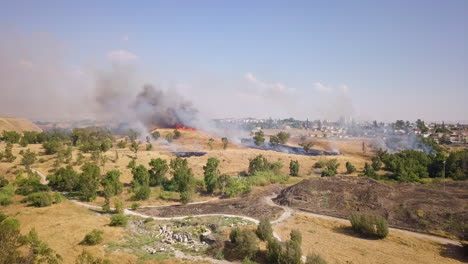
(32, 168, 48, 184)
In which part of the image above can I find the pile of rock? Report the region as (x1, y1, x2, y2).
(157, 225, 195, 245)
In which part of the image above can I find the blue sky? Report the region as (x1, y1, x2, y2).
(1, 0, 467, 122)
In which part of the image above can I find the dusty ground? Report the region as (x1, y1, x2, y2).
(274, 176, 468, 238)
(274, 213, 467, 264)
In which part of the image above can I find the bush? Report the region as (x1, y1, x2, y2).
(306, 253, 327, 264)
(81, 229, 104, 245)
(364, 162, 379, 179)
(25, 192, 53, 207)
(349, 213, 388, 239)
(313, 160, 326, 169)
(256, 218, 273, 241)
(345, 162, 356, 174)
(289, 160, 300, 177)
(320, 159, 339, 177)
(224, 178, 251, 197)
(114, 198, 124, 214)
(110, 214, 128, 226)
(0, 184, 15, 206)
(131, 202, 140, 210)
(248, 155, 283, 175)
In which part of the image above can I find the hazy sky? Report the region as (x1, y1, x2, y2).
(1, 0, 467, 122)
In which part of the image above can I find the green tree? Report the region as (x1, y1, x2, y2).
(299, 141, 313, 152)
(270, 135, 280, 145)
(101, 170, 123, 203)
(131, 165, 151, 200)
(203, 158, 220, 194)
(1, 131, 21, 144)
(21, 149, 37, 170)
(277, 132, 290, 144)
(170, 157, 195, 204)
(253, 131, 265, 146)
(42, 140, 63, 155)
(364, 162, 378, 179)
(1, 143, 16, 162)
(256, 218, 273, 241)
(230, 228, 259, 260)
(266, 238, 282, 264)
(48, 166, 79, 192)
(289, 160, 300, 177)
(371, 157, 382, 171)
(148, 158, 169, 186)
(78, 163, 101, 201)
(165, 133, 174, 143)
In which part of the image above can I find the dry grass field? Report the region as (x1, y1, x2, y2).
(274, 213, 466, 264)
(0, 117, 42, 133)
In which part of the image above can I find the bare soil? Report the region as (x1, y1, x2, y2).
(274, 176, 468, 237)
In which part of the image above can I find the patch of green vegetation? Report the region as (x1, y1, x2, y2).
(106, 233, 171, 261)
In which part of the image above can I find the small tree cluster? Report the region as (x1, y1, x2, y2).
(229, 227, 259, 260)
(221, 137, 229, 149)
(248, 155, 282, 175)
(321, 159, 340, 177)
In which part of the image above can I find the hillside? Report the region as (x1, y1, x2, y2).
(0, 117, 42, 133)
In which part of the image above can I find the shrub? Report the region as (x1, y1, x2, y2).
(306, 253, 328, 264)
(248, 155, 283, 175)
(0, 184, 15, 206)
(131, 202, 140, 210)
(289, 160, 300, 177)
(364, 162, 379, 179)
(25, 192, 53, 207)
(110, 214, 128, 226)
(345, 162, 356, 174)
(114, 198, 124, 214)
(117, 140, 126, 148)
(290, 229, 302, 245)
(349, 213, 388, 239)
(256, 218, 273, 241)
(0, 193, 13, 206)
(224, 178, 251, 197)
(75, 250, 111, 264)
(281, 239, 302, 264)
(253, 131, 265, 146)
(313, 160, 326, 168)
(81, 229, 104, 245)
